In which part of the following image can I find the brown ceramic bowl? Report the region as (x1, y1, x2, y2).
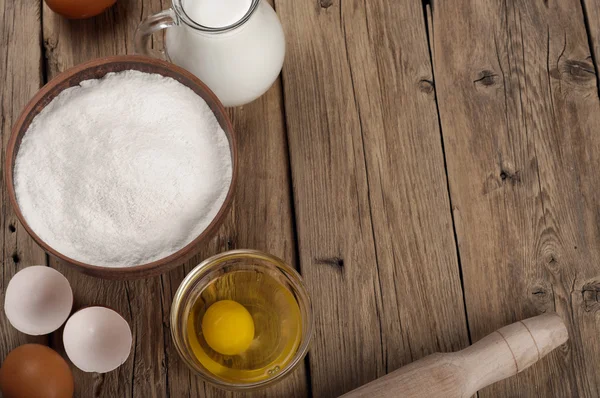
(5, 56, 238, 280)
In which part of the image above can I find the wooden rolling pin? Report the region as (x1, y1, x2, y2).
(341, 313, 567, 398)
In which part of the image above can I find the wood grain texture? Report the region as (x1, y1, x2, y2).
(43, 2, 169, 397)
(0, 0, 48, 357)
(582, 0, 600, 72)
(8, 0, 600, 397)
(433, 0, 600, 396)
(42, 0, 306, 397)
(274, 0, 469, 396)
(155, 0, 308, 394)
(160, 81, 308, 398)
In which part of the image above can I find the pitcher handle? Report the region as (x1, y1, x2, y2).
(134, 9, 178, 59)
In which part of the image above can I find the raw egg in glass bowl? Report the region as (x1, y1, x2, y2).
(170, 250, 313, 391)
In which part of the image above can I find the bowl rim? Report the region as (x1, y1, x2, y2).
(5, 55, 238, 280)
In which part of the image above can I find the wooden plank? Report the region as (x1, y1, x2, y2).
(581, 0, 600, 73)
(42, 2, 307, 397)
(274, 0, 469, 396)
(433, 0, 600, 396)
(42, 2, 169, 397)
(160, 82, 309, 398)
(0, 0, 48, 357)
(154, 0, 308, 394)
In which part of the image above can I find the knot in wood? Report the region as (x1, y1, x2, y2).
(530, 284, 554, 313)
(320, 0, 334, 9)
(419, 79, 435, 94)
(473, 70, 499, 87)
(226, 237, 235, 250)
(559, 59, 596, 85)
(500, 168, 520, 185)
(582, 282, 600, 312)
(315, 256, 344, 270)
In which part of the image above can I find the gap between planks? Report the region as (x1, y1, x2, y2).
(579, 0, 600, 98)
(421, 0, 474, 349)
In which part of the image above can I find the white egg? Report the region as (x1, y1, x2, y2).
(4, 265, 73, 335)
(63, 306, 132, 373)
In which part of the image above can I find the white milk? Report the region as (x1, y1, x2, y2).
(184, 0, 252, 28)
(166, 0, 285, 107)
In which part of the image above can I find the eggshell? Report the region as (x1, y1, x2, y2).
(63, 306, 132, 373)
(4, 266, 73, 335)
(44, 0, 116, 19)
(0, 344, 74, 398)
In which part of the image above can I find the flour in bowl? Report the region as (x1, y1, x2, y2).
(14, 70, 232, 267)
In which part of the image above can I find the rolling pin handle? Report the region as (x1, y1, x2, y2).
(339, 313, 567, 398)
(459, 313, 568, 394)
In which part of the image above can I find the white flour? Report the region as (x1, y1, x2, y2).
(14, 70, 232, 267)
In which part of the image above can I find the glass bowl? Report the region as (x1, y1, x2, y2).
(170, 249, 313, 391)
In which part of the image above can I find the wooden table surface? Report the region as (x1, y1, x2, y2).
(2, 0, 600, 396)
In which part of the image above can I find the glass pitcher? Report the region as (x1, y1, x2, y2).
(134, 0, 285, 107)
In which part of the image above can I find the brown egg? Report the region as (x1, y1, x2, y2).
(0, 344, 74, 398)
(44, 0, 116, 19)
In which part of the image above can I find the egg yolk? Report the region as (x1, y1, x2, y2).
(201, 300, 255, 356)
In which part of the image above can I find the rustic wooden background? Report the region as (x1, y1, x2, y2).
(2, 0, 600, 396)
